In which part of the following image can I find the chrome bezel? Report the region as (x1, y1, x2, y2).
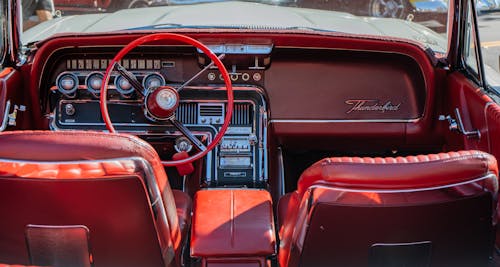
(114, 75, 136, 95)
(56, 72, 79, 96)
(142, 73, 166, 91)
(85, 71, 104, 94)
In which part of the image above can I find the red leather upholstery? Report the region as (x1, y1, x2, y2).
(278, 150, 498, 267)
(486, 103, 500, 166)
(297, 150, 498, 193)
(0, 131, 191, 267)
(191, 189, 276, 258)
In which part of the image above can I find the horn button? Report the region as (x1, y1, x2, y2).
(145, 86, 180, 120)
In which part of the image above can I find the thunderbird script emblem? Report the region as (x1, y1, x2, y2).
(345, 99, 401, 114)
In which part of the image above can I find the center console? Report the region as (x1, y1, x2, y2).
(191, 189, 276, 266)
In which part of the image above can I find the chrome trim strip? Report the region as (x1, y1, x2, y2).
(277, 146, 285, 198)
(484, 102, 495, 154)
(0, 100, 11, 132)
(309, 174, 498, 194)
(269, 118, 421, 123)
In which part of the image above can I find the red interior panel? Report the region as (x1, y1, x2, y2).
(0, 68, 29, 130)
(191, 189, 276, 258)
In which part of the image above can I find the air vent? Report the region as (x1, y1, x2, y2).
(198, 103, 225, 124)
(176, 102, 198, 124)
(176, 102, 253, 125)
(231, 103, 253, 125)
(199, 104, 224, 116)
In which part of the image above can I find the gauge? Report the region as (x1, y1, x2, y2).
(143, 73, 166, 90)
(56, 72, 79, 96)
(85, 72, 104, 94)
(114, 75, 135, 95)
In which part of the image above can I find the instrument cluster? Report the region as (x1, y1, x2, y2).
(54, 58, 171, 98)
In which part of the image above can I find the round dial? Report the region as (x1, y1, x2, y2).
(56, 72, 79, 96)
(142, 73, 166, 91)
(85, 72, 104, 94)
(114, 75, 135, 95)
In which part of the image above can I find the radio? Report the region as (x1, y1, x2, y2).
(215, 127, 257, 186)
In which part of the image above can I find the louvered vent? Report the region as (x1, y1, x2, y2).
(199, 104, 224, 117)
(176, 102, 253, 125)
(231, 103, 253, 125)
(176, 102, 198, 124)
(198, 103, 224, 124)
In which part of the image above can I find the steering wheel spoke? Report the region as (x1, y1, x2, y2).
(170, 118, 207, 152)
(115, 63, 146, 96)
(176, 54, 226, 93)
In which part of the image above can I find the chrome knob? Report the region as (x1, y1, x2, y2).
(65, 104, 76, 116)
(175, 136, 193, 153)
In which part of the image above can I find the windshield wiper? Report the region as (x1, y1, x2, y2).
(125, 23, 185, 30)
(125, 23, 336, 33)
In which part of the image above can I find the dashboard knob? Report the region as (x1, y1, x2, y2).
(248, 134, 258, 145)
(65, 104, 76, 116)
(175, 136, 193, 153)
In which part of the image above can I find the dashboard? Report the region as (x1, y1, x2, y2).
(35, 34, 436, 189)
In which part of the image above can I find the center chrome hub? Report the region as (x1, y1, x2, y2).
(156, 89, 178, 110)
(145, 86, 180, 120)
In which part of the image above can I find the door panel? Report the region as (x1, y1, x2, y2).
(444, 72, 497, 155)
(0, 67, 29, 131)
(445, 72, 500, 248)
(486, 103, 500, 162)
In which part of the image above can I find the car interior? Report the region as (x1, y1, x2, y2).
(0, 0, 500, 266)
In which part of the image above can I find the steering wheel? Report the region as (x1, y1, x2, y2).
(100, 33, 233, 167)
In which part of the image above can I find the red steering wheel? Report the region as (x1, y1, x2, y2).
(100, 33, 233, 167)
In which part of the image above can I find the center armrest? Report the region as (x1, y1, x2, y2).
(191, 189, 276, 257)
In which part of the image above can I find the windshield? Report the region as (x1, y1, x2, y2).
(21, 0, 450, 52)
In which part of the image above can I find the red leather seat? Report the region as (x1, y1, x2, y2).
(278, 151, 498, 267)
(0, 131, 191, 267)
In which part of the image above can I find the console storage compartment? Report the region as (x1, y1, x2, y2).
(190, 189, 276, 267)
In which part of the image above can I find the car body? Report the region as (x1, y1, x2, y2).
(1, 0, 500, 266)
(53, 0, 151, 13)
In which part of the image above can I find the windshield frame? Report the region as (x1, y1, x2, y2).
(3, 0, 22, 67)
(0, 0, 7, 66)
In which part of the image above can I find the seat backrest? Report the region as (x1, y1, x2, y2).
(279, 151, 499, 267)
(0, 131, 180, 267)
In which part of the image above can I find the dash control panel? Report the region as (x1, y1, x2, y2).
(216, 127, 258, 185)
